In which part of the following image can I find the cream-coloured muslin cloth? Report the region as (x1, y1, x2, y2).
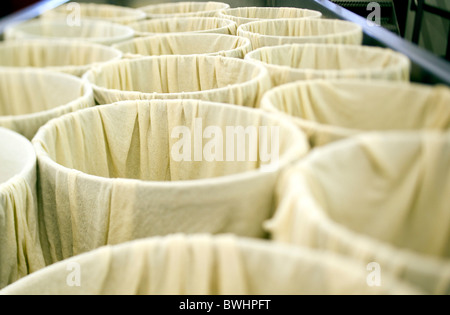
(83, 55, 271, 107)
(0, 234, 423, 295)
(0, 128, 45, 289)
(245, 44, 411, 86)
(5, 19, 134, 46)
(32, 99, 309, 265)
(0, 69, 95, 140)
(261, 79, 450, 147)
(140, 1, 230, 19)
(266, 132, 450, 294)
(41, 3, 146, 25)
(129, 17, 237, 37)
(238, 18, 363, 49)
(218, 7, 322, 26)
(113, 33, 251, 59)
(0, 40, 122, 77)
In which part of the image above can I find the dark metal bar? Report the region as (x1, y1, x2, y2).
(411, 1, 450, 20)
(393, 0, 408, 37)
(412, 0, 424, 44)
(389, 0, 401, 36)
(446, 25, 450, 61)
(423, 4, 450, 20)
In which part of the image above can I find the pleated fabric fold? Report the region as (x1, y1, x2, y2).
(266, 132, 450, 294)
(0, 69, 95, 140)
(0, 234, 423, 295)
(32, 99, 309, 265)
(84, 55, 271, 107)
(261, 80, 450, 147)
(245, 43, 411, 86)
(238, 19, 363, 49)
(0, 128, 45, 289)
